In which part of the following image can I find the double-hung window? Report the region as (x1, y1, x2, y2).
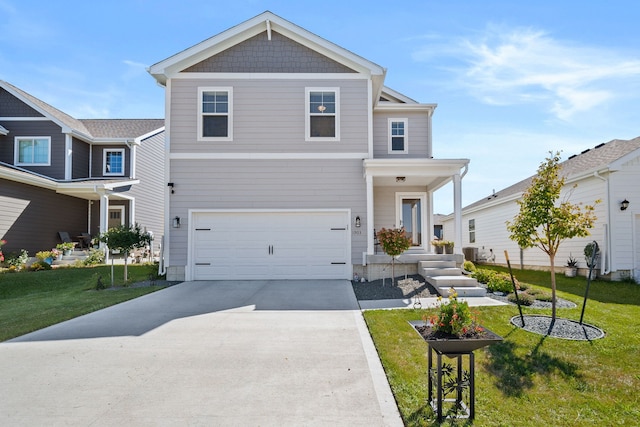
(198, 87, 233, 141)
(469, 219, 476, 243)
(388, 119, 408, 154)
(306, 88, 339, 141)
(15, 137, 51, 166)
(104, 148, 125, 176)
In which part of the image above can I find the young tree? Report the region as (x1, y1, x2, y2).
(506, 152, 599, 320)
(376, 227, 412, 285)
(99, 223, 151, 282)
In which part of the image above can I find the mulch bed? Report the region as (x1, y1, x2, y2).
(351, 275, 438, 300)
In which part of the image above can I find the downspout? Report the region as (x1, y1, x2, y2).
(593, 171, 610, 274)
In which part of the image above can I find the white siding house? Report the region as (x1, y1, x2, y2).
(148, 11, 470, 281)
(443, 137, 640, 281)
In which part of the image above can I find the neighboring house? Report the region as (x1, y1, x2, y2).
(148, 11, 469, 281)
(0, 80, 165, 257)
(442, 137, 640, 281)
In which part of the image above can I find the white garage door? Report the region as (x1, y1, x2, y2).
(191, 211, 350, 280)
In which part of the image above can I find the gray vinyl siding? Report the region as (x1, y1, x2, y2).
(0, 120, 66, 179)
(0, 179, 87, 255)
(0, 88, 44, 117)
(168, 158, 366, 265)
(90, 145, 131, 178)
(184, 31, 356, 74)
(72, 137, 90, 179)
(372, 111, 431, 158)
(170, 78, 369, 153)
(127, 131, 165, 244)
(373, 186, 430, 231)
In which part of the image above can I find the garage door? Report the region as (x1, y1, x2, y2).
(191, 211, 350, 280)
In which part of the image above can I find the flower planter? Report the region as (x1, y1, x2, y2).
(564, 267, 577, 277)
(445, 245, 454, 254)
(434, 246, 443, 254)
(409, 320, 503, 355)
(409, 320, 503, 420)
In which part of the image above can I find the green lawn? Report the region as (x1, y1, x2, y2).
(0, 264, 166, 341)
(364, 267, 640, 426)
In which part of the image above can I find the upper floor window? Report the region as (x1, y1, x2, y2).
(15, 137, 51, 166)
(104, 148, 125, 176)
(306, 88, 340, 141)
(198, 87, 233, 141)
(388, 119, 408, 154)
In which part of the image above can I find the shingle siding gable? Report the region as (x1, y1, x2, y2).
(0, 88, 44, 117)
(184, 31, 356, 74)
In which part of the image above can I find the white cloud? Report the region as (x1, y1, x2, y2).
(416, 25, 640, 120)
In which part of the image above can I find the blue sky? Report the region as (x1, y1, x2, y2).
(2, 0, 639, 213)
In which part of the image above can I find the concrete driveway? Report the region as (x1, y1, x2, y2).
(0, 280, 402, 426)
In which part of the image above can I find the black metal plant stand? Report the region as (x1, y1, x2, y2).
(427, 345, 475, 420)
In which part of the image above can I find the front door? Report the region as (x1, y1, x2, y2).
(108, 206, 125, 229)
(396, 192, 426, 248)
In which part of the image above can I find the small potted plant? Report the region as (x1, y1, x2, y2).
(56, 242, 76, 256)
(443, 240, 454, 254)
(565, 254, 578, 277)
(431, 239, 446, 254)
(584, 242, 599, 280)
(35, 250, 55, 265)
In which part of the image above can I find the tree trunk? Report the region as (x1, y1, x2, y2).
(124, 250, 129, 282)
(549, 254, 557, 320)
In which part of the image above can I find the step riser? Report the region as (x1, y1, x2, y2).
(421, 268, 462, 276)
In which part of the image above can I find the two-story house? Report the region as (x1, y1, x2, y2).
(149, 11, 468, 282)
(442, 137, 640, 281)
(0, 80, 165, 257)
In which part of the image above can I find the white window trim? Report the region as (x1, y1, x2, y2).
(103, 148, 126, 176)
(305, 87, 340, 142)
(388, 118, 408, 154)
(14, 136, 51, 166)
(197, 86, 233, 142)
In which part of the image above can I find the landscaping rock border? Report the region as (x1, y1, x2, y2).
(510, 315, 605, 340)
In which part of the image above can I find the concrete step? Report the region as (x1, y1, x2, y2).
(419, 260, 457, 269)
(420, 267, 462, 276)
(426, 275, 479, 287)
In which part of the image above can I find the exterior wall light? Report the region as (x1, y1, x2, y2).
(355, 216, 361, 228)
(620, 199, 630, 211)
(172, 216, 181, 228)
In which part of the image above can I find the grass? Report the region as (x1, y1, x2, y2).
(364, 266, 640, 426)
(0, 264, 166, 341)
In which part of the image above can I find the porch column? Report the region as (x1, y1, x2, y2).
(98, 192, 110, 262)
(453, 173, 463, 254)
(366, 174, 374, 255)
(428, 190, 434, 253)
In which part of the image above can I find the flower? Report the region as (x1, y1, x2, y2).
(422, 288, 484, 338)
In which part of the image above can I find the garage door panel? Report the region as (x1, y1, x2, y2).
(191, 211, 350, 280)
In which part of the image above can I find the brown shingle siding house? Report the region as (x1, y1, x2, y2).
(0, 80, 165, 256)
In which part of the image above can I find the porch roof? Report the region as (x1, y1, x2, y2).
(363, 158, 469, 190)
(0, 163, 138, 200)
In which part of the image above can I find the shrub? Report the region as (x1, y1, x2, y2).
(533, 291, 554, 302)
(83, 248, 105, 266)
(471, 268, 497, 284)
(463, 260, 476, 272)
(30, 261, 52, 271)
(508, 292, 534, 306)
(5, 249, 29, 269)
(516, 281, 529, 291)
(487, 272, 515, 293)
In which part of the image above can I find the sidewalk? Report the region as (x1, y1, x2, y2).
(358, 296, 508, 310)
